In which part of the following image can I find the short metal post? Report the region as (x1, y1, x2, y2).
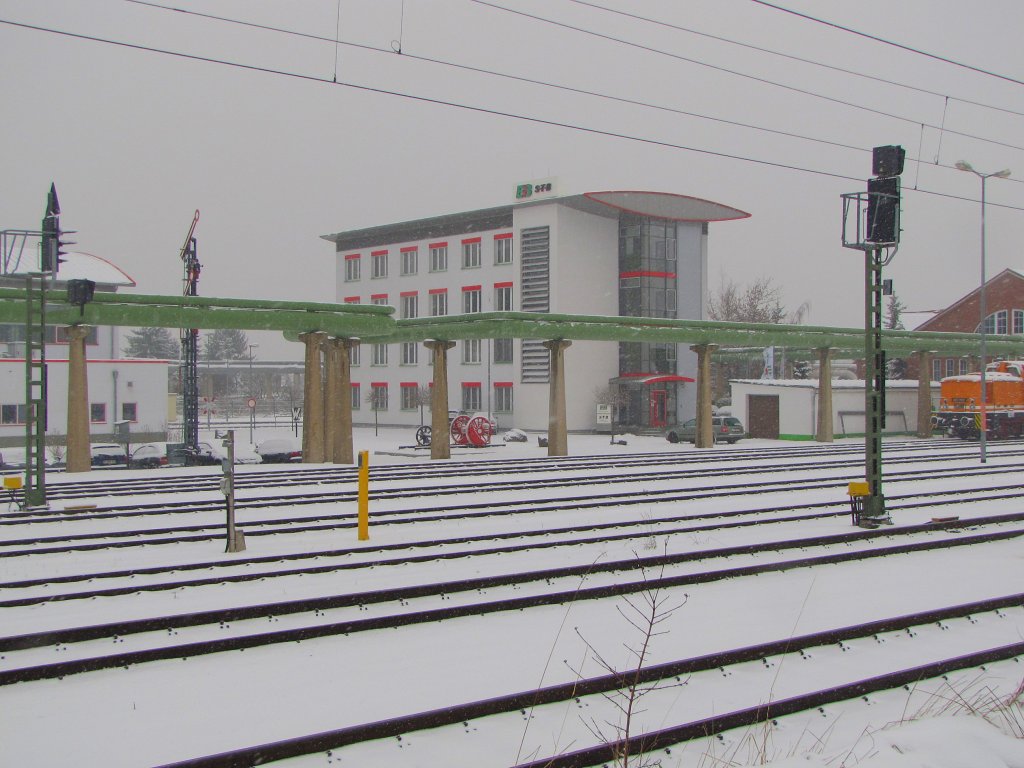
(222, 430, 246, 552)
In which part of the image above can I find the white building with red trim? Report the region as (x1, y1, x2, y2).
(323, 186, 749, 433)
(1, 252, 172, 448)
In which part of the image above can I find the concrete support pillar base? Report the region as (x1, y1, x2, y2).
(299, 331, 327, 463)
(916, 351, 935, 439)
(689, 343, 718, 448)
(425, 340, 456, 460)
(66, 325, 92, 473)
(816, 348, 834, 443)
(543, 339, 572, 457)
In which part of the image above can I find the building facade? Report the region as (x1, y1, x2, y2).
(913, 268, 1024, 380)
(323, 188, 749, 432)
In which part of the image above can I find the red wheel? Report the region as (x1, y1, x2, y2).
(450, 415, 470, 445)
(467, 416, 492, 446)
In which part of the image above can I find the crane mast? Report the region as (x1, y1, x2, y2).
(179, 210, 200, 453)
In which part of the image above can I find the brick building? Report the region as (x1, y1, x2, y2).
(913, 268, 1024, 380)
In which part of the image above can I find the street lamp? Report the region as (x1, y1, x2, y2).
(955, 161, 1011, 464)
(248, 344, 259, 442)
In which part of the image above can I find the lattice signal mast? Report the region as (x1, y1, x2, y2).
(179, 210, 201, 453)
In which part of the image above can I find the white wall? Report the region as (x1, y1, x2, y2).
(0, 358, 170, 444)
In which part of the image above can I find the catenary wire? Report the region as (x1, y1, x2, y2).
(565, 0, 1024, 119)
(470, 0, 1024, 154)
(1, 16, 1022, 213)
(118, 0, 1024, 187)
(748, 0, 1024, 88)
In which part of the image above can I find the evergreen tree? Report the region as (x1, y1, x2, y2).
(123, 327, 179, 359)
(884, 294, 907, 379)
(792, 360, 811, 379)
(203, 328, 250, 360)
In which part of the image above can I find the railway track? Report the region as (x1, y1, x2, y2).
(2, 440, 1022, 767)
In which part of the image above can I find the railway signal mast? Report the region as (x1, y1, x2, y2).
(179, 211, 201, 456)
(842, 145, 904, 525)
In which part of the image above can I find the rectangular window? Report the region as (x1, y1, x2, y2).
(122, 403, 138, 422)
(1, 403, 28, 424)
(493, 337, 513, 364)
(344, 254, 361, 282)
(430, 289, 448, 317)
(371, 383, 388, 411)
(494, 283, 513, 312)
(400, 292, 418, 319)
(931, 359, 941, 382)
(371, 294, 388, 306)
(351, 384, 361, 410)
(462, 338, 481, 364)
(997, 310, 1008, 335)
(462, 237, 481, 269)
(400, 247, 418, 276)
(461, 382, 482, 412)
(372, 344, 388, 366)
(494, 233, 513, 264)
(401, 341, 418, 365)
(945, 358, 956, 377)
(463, 286, 482, 314)
(1014, 309, 1024, 335)
(90, 403, 107, 423)
(429, 243, 448, 272)
(344, 296, 360, 305)
(494, 383, 513, 412)
(350, 344, 361, 367)
(400, 383, 418, 410)
(371, 250, 388, 279)
(959, 358, 969, 375)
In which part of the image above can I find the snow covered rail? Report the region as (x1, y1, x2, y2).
(135, 596, 1024, 767)
(2, 522, 1023, 686)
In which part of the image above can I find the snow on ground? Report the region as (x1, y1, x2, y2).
(1, 426, 1023, 767)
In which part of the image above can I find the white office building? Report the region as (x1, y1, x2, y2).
(322, 187, 749, 432)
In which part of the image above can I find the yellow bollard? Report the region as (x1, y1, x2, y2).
(357, 450, 369, 540)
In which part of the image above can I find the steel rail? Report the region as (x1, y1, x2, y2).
(2, 525, 1021, 681)
(143, 601, 1024, 767)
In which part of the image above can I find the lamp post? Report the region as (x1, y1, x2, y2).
(247, 344, 259, 442)
(955, 161, 1011, 464)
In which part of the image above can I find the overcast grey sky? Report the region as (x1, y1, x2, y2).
(2, 0, 1023, 358)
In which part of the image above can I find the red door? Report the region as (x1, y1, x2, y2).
(649, 389, 667, 427)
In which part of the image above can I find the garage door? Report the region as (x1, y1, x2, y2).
(748, 394, 780, 439)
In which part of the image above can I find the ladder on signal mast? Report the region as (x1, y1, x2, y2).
(23, 274, 48, 507)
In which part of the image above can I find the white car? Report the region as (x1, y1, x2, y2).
(193, 441, 262, 465)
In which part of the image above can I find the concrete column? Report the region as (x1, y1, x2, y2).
(689, 344, 718, 448)
(299, 331, 326, 463)
(65, 325, 91, 473)
(337, 340, 358, 464)
(916, 350, 934, 438)
(425, 340, 455, 460)
(323, 340, 340, 464)
(542, 339, 572, 457)
(816, 348, 834, 443)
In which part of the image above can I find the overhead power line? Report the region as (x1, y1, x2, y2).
(0, 16, 1021, 213)
(748, 0, 1024, 87)
(565, 0, 1024, 119)
(470, 1, 1024, 154)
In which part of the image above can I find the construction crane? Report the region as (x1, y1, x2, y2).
(179, 210, 201, 455)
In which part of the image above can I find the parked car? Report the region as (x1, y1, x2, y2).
(666, 416, 745, 444)
(191, 440, 262, 466)
(129, 444, 167, 469)
(90, 443, 128, 467)
(256, 438, 302, 463)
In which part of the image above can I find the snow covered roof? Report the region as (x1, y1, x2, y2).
(732, 378, 926, 389)
(52, 251, 136, 289)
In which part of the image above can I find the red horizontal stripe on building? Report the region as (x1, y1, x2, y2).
(400, 290, 418, 297)
(400, 382, 418, 388)
(371, 249, 388, 256)
(462, 285, 482, 292)
(619, 271, 677, 279)
(493, 281, 513, 289)
(344, 253, 360, 261)
(344, 296, 360, 303)
(400, 246, 418, 253)
(461, 237, 481, 245)
(462, 381, 481, 388)
(370, 294, 388, 301)
(494, 381, 513, 388)
(494, 232, 513, 240)
(428, 241, 448, 249)
(428, 288, 448, 295)
(371, 382, 388, 388)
